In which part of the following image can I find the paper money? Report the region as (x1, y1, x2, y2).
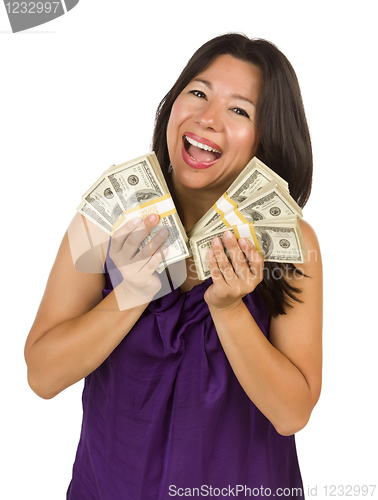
(202, 180, 303, 233)
(189, 218, 305, 281)
(188, 157, 289, 237)
(77, 153, 306, 281)
(77, 201, 113, 234)
(77, 172, 123, 228)
(77, 153, 190, 271)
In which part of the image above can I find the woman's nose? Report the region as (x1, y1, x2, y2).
(195, 103, 223, 132)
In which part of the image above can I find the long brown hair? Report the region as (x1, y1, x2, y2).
(152, 33, 313, 316)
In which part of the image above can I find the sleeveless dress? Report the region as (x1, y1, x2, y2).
(66, 258, 304, 500)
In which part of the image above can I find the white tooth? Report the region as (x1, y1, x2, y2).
(185, 136, 221, 154)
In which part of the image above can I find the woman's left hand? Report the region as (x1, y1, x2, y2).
(204, 231, 264, 312)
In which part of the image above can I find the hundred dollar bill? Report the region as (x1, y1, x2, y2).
(77, 153, 190, 271)
(188, 156, 289, 238)
(202, 181, 303, 233)
(77, 173, 123, 228)
(77, 201, 113, 234)
(190, 217, 305, 281)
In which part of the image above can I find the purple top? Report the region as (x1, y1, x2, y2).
(67, 262, 304, 499)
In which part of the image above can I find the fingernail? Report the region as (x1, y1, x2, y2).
(239, 237, 247, 247)
(132, 217, 143, 225)
(224, 231, 233, 240)
(212, 237, 222, 246)
(148, 214, 159, 222)
(159, 228, 169, 237)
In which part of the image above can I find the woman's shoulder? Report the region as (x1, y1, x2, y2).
(298, 218, 322, 271)
(45, 213, 108, 308)
(299, 218, 319, 244)
(67, 213, 110, 274)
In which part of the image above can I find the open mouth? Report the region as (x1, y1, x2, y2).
(183, 135, 223, 163)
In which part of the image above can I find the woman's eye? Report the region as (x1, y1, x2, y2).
(232, 107, 250, 119)
(189, 90, 207, 99)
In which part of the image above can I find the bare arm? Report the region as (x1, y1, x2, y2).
(204, 220, 322, 435)
(24, 213, 168, 399)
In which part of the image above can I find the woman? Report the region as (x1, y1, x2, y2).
(25, 34, 322, 499)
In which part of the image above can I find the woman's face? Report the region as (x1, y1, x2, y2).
(166, 54, 262, 196)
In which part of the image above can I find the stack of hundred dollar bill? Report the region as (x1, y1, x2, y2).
(77, 153, 305, 280)
(77, 152, 190, 272)
(188, 156, 306, 280)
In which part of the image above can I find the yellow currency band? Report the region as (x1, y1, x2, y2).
(213, 192, 238, 217)
(111, 193, 176, 235)
(221, 209, 248, 227)
(232, 222, 262, 255)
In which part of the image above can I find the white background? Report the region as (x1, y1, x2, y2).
(1, 1, 377, 498)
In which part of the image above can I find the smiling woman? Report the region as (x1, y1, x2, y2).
(24, 33, 322, 500)
(154, 33, 315, 315)
(166, 54, 262, 227)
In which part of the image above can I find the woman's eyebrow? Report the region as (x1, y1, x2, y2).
(192, 78, 256, 107)
(230, 93, 256, 107)
(193, 78, 212, 88)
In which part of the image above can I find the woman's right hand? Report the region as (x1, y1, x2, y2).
(109, 213, 169, 306)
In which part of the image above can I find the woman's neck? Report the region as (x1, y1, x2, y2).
(174, 184, 220, 232)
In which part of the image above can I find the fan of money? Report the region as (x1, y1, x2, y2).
(77, 153, 190, 272)
(78, 154, 306, 278)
